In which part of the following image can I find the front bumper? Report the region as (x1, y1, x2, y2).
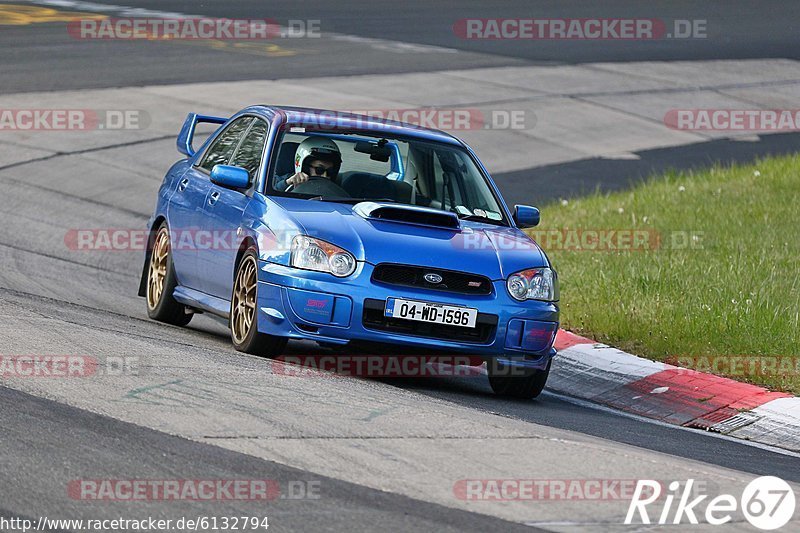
(256, 260, 558, 370)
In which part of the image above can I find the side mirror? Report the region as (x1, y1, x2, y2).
(210, 165, 250, 189)
(513, 205, 540, 228)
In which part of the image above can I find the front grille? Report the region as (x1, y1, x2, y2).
(371, 263, 493, 295)
(362, 299, 498, 343)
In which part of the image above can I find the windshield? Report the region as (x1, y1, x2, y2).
(268, 129, 507, 224)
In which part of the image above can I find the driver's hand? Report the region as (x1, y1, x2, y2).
(286, 172, 309, 187)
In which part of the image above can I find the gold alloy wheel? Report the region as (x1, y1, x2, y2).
(231, 255, 257, 344)
(146, 227, 170, 310)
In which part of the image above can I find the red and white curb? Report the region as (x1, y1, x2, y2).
(548, 330, 800, 452)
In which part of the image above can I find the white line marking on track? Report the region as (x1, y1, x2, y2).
(544, 390, 800, 459)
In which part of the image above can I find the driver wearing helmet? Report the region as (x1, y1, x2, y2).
(275, 136, 342, 191)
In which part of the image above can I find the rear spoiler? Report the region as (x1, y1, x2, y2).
(177, 113, 227, 157)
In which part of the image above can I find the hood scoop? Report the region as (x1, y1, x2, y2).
(353, 202, 461, 230)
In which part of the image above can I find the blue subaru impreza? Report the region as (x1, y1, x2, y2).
(139, 106, 559, 397)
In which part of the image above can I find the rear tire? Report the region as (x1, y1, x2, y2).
(230, 250, 287, 357)
(488, 359, 551, 399)
(146, 223, 193, 326)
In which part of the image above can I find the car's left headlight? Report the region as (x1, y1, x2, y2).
(507, 267, 559, 302)
(290, 235, 357, 277)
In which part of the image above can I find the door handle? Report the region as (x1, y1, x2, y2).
(178, 178, 189, 192)
(208, 191, 220, 206)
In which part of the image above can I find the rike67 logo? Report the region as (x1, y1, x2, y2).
(626, 477, 796, 530)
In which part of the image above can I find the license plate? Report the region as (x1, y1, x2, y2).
(384, 298, 478, 328)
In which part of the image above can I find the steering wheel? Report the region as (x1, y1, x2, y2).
(286, 177, 351, 197)
(285, 176, 321, 193)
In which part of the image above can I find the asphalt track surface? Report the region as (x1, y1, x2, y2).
(0, 386, 540, 533)
(1, 1, 800, 531)
(2, 0, 800, 93)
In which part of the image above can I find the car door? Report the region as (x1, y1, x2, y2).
(202, 117, 269, 300)
(168, 116, 253, 292)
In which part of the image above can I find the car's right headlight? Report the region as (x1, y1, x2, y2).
(507, 267, 558, 302)
(290, 235, 357, 277)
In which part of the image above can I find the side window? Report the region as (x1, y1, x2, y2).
(270, 133, 305, 190)
(198, 117, 254, 172)
(230, 119, 268, 183)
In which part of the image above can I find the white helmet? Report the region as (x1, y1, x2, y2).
(294, 136, 342, 176)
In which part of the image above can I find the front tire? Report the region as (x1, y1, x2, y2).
(230, 250, 287, 357)
(146, 223, 193, 326)
(488, 359, 551, 399)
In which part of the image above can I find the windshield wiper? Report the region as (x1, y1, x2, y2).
(310, 197, 398, 204)
(456, 213, 506, 226)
